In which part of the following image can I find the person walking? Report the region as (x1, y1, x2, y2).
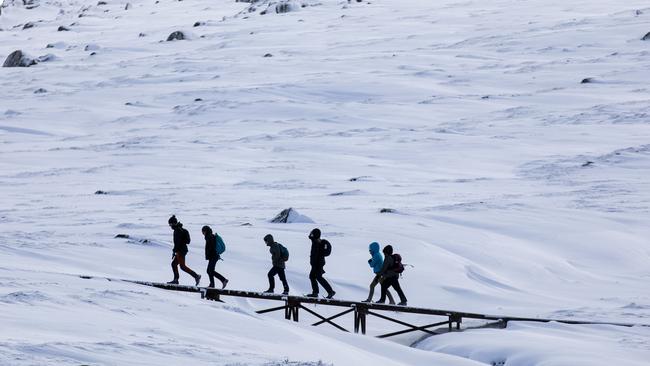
(263, 234, 290, 295)
(306, 228, 335, 299)
(202, 225, 228, 289)
(167, 215, 201, 286)
(376, 245, 407, 306)
(363, 242, 394, 304)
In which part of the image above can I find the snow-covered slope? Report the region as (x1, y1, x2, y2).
(1, 0, 650, 365)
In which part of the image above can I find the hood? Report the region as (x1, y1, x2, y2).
(369, 242, 380, 254)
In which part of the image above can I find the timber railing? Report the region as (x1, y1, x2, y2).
(81, 276, 649, 338)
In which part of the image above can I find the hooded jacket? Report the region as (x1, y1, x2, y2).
(204, 232, 219, 260)
(378, 250, 397, 279)
(269, 241, 286, 269)
(368, 242, 384, 274)
(172, 223, 190, 255)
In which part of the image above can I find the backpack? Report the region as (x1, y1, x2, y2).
(215, 233, 226, 255)
(278, 243, 289, 262)
(392, 253, 405, 274)
(322, 240, 332, 257)
(183, 229, 191, 245)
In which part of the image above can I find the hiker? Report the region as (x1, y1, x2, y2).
(363, 242, 394, 304)
(167, 215, 201, 286)
(202, 225, 228, 289)
(306, 228, 335, 299)
(263, 234, 290, 295)
(376, 245, 407, 306)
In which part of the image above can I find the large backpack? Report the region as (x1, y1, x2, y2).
(392, 253, 405, 274)
(215, 233, 226, 256)
(183, 228, 191, 245)
(278, 243, 289, 262)
(322, 240, 332, 257)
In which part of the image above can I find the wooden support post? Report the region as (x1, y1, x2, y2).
(354, 305, 368, 335)
(285, 298, 300, 322)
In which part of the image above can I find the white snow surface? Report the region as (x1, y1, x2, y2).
(1, 0, 650, 365)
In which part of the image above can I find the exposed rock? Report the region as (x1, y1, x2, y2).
(581, 161, 594, 167)
(270, 208, 314, 223)
(264, 53, 273, 57)
(97, 1, 107, 5)
(2, 50, 36, 67)
(166, 31, 185, 41)
(115, 234, 130, 239)
(84, 44, 100, 51)
(95, 190, 109, 195)
(193, 21, 205, 27)
(23, 22, 35, 30)
(57, 26, 70, 31)
(124, 2, 131, 10)
(34, 88, 47, 94)
(580, 77, 595, 84)
(379, 208, 396, 213)
(642, 32, 650, 41)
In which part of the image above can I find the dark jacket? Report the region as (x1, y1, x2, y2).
(269, 242, 285, 269)
(204, 233, 219, 261)
(309, 238, 326, 267)
(379, 254, 397, 279)
(173, 223, 190, 255)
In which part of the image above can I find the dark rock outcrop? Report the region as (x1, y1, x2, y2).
(166, 31, 185, 41)
(2, 50, 36, 67)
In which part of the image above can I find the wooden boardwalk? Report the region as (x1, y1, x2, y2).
(83, 276, 649, 338)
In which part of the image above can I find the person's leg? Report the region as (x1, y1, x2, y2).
(316, 268, 334, 295)
(392, 278, 407, 304)
(308, 266, 319, 294)
(377, 278, 390, 303)
(386, 288, 395, 305)
(170, 255, 179, 281)
(177, 253, 199, 278)
(267, 267, 277, 291)
(277, 267, 289, 292)
(207, 258, 216, 287)
(366, 275, 380, 301)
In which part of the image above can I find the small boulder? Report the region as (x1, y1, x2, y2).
(642, 32, 650, 41)
(580, 77, 595, 84)
(166, 31, 185, 41)
(380, 208, 396, 214)
(264, 53, 273, 57)
(34, 88, 47, 94)
(193, 21, 204, 27)
(2, 50, 36, 67)
(57, 26, 70, 31)
(95, 190, 109, 195)
(270, 208, 314, 223)
(23, 22, 35, 30)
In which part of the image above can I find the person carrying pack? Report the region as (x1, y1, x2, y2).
(167, 215, 201, 286)
(264, 234, 290, 295)
(376, 244, 407, 306)
(363, 242, 394, 304)
(202, 225, 229, 289)
(306, 228, 335, 299)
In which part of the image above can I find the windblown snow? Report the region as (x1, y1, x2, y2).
(1, 0, 650, 365)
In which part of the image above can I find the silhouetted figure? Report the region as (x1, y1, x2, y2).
(377, 245, 407, 306)
(264, 234, 290, 295)
(202, 225, 228, 289)
(306, 228, 335, 299)
(364, 242, 394, 304)
(167, 215, 201, 286)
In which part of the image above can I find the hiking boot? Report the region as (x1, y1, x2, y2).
(167, 280, 179, 285)
(208, 283, 216, 288)
(282, 289, 290, 295)
(397, 301, 408, 306)
(195, 275, 201, 286)
(264, 289, 274, 294)
(325, 291, 336, 299)
(374, 300, 385, 304)
(361, 299, 371, 303)
(222, 279, 229, 289)
(305, 293, 318, 298)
